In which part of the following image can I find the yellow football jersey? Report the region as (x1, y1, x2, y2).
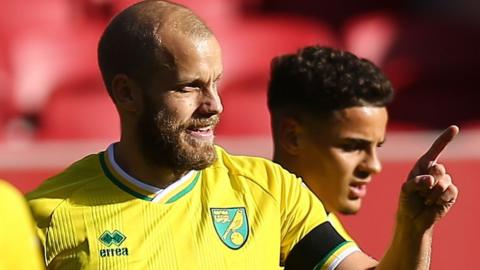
(0, 180, 44, 270)
(27, 145, 358, 269)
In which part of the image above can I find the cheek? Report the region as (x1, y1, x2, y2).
(164, 100, 197, 121)
(308, 151, 342, 185)
(328, 152, 358, 181)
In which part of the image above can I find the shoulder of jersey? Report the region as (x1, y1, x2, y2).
(26, 153, 104, 225)
(0, 180, 26, 207)
(213, 145, 294, 190)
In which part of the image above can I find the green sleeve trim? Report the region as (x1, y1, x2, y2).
(313, 241, 352, 270)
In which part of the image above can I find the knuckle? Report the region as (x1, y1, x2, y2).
(435, 180, 450, 191)
(440, 185, 458, 201)
(429, 163, 446, 175)
(438, 174, 452, 186)
(440, 191, 456, 203)
(448, 183, 459, 196)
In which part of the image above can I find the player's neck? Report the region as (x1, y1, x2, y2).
(114, 140, 182, 189)
(273, 151, 302, 179)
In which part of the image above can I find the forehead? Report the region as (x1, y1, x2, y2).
(162, 32, 223, 83)
(312, 106, 388, 140)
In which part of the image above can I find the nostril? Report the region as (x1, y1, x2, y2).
(355, 171, 370, 179)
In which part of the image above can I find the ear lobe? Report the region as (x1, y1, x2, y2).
(279, 117, 303, 155)
(111, 74, 140, 112)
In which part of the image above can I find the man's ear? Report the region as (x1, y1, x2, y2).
(111, 74, 141, 112)
(279, 117, 304, 156)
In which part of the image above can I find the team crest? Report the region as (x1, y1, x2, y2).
(210, 207, 249, 249)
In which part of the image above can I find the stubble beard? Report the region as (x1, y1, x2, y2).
(138, 106, 219, 174)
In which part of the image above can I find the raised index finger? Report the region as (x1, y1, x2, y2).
(421, 125, 459, 163)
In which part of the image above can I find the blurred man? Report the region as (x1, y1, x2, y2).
(268, 45, 459, 267)
(0, 180, 44, 270)
(27, 1, 458, 269)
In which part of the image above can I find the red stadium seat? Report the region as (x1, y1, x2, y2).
(6, 24, 102, 115)
(338, 12, 480, 130)
(36, 77, 120, 140)
(215, 15, 337, 136)
(341, 12, 399, 66)
(0, 0, 105, 117)
(380, 16, 480, 129)
(216, 77, 271, 136)
(219, 15, 338, 83)
(0, 0, 70, 35)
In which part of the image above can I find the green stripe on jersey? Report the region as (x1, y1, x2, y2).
(166, 171, 201, 204)
(313, 241, 352, 270)
(99, 152, 154, 202)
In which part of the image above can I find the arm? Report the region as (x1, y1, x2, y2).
(336, 125, 459, 270)
(335, 223, 433, 270)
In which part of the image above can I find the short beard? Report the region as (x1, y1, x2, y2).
(138, 105, 219, 175)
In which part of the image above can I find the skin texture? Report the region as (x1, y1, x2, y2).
(293, 106, 387, 215)
(111, 13, 223, 188)
(136, 31, 223, 175)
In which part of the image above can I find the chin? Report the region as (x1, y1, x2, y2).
(338, 202, 362, 215)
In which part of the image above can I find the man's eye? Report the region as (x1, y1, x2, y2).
(177, 86, 200, 93)
(339, 143, 362, 152)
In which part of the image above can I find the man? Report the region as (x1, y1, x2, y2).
(27, 1, 458, 269)
(268, 46, 391, 216)
(268, 45, 459, 266)
(0, 180, 44, 270)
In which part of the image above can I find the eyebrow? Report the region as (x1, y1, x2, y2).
(177, 73, 223, 87)
(342, 137, 386, 146)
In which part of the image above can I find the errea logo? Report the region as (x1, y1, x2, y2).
(99, 230, 126, 247)
(98, 230, 129, 257)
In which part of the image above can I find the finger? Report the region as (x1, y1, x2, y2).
(428, 164, 446, 184)
(435, 184, 458, 205)
(403, 175, 434, 195)
(425, 174, 452, 206)
(421, 125, 459, 165)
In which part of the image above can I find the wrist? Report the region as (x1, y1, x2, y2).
(396, 208, 436, 234)
(393, 216, 434, 244)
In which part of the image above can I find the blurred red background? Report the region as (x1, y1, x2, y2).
(0, 0, 479, 269)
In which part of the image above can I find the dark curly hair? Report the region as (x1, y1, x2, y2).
(268, 46, 393, 122)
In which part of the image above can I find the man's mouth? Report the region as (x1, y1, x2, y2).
(186, 126, 214, 139)
(183, 116, 220, 141)
(348, 183, 368, 199)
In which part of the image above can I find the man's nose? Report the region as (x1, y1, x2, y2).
(364, 150, 382, 175)
(198, 87, 223, 116)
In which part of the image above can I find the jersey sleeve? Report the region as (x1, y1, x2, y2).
(276, 168, 359, 269)
(0, 181, 45, 270)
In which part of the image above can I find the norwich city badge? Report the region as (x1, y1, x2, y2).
(210, 207, 249, 249)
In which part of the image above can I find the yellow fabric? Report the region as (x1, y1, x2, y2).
(328, 213, 355, 242)
(27, 146, 355, 269)
(0, 181, 44, 270)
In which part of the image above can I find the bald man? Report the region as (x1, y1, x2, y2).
(27, 1, 458, 269)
